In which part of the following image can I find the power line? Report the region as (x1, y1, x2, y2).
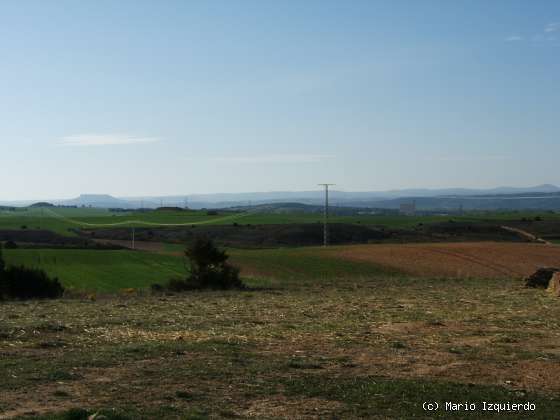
(318, 184, 335, 247)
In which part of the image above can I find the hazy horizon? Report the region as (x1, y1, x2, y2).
(2, 0, 559, 200)
(2, 183, 560, 204)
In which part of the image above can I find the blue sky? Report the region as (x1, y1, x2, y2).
(1, 0, 559, 200)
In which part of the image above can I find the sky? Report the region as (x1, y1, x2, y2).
(1, 0, 559, 200)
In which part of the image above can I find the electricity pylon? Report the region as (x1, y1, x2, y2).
(318, 184, 335, 246)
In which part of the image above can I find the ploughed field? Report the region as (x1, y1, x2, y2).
(328, 242, 560, 279)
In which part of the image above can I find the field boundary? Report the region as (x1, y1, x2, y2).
(44, 208, 253, 227)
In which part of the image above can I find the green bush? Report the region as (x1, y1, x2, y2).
(0, 245, 64, 300)
(1, 266, 64, 300)
(162, 237, 244, 291)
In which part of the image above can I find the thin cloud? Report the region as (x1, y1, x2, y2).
(532, 34, 557, 43)
(545, 22, 560, 33)
(505, 35, 523, 42)
(205, 154, 334, 164)
(59, 134, 160, 146)
(430, 155, 512, 162)
(505, 23, 560, 44)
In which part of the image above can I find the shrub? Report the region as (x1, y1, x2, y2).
(162, 238, 244, 291)
(1, 266, 64, 300)
(0, 245, 64, 300)
(185, 237, 244, 289)
(4, 240, 18, 249)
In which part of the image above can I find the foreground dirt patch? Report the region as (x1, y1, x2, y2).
(330, 242, 560, 278)
(2, 276, 560, 418)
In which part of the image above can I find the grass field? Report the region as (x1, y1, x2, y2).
(1, 247, 396, 292)
(229, 247, 399, 286)
(2, 249, 186, 292)
(2, 207, 560, 236)
(1, 275, 560, 418)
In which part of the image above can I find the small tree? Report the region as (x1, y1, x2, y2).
(183, 237, 244, 290)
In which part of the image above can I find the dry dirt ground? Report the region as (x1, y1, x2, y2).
(1, 273, 560, 419)
(329, 242, 560, 279)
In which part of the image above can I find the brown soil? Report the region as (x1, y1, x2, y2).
(330, 242, 560, 278)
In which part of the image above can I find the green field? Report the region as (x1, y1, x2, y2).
(229, 246, 398, 285)
(2, 207, 560, 236)
(2, 249, 185, 292)
(2, 247, 396, 292)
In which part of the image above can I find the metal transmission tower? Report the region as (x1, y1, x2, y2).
(318, 184, 335, 246)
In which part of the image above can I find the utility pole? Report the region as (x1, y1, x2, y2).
(318, 184, 335, 247)
(132, 226, 135, 250)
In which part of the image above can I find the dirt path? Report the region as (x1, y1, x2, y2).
(501, 225, 552, 245)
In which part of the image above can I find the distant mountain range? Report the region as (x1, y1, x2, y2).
(126, 184, 560, 208)
(1, 184, 560, 211)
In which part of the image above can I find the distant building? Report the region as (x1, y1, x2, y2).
(399, 202, 416, 216)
